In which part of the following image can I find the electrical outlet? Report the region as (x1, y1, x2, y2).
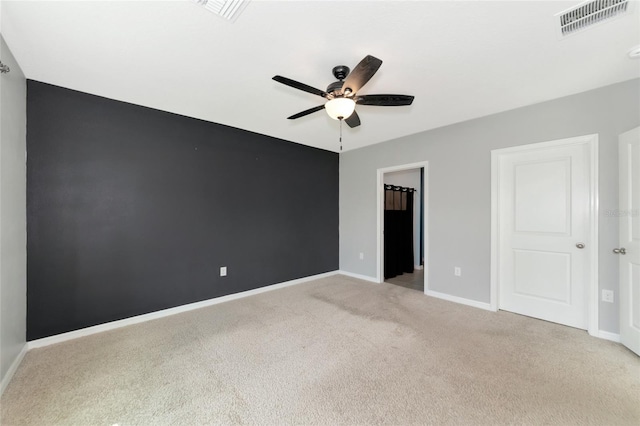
(454, 267, 462, 277)
(220, 266, 227, 277)
(359, 252, 364, 260)
(602, 289, 614, 303)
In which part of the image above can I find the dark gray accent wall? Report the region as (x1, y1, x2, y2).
(27, 81, 338, 340)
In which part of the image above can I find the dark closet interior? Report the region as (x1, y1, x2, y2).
(384, 184, 415, 279)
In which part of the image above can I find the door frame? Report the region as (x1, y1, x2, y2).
(377, 161, 429, 292)
(490, 134, 599, 335)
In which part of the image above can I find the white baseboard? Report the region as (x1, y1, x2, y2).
(592, 330, 621, 343)
(28, 270, 339, 350)
(414, 265, 424, 270)
(425, 289, 495, 312)
(338, 270, 380, 283)
(1, 343, 28, 396)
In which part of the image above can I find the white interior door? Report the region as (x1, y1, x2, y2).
(618, 127, 640, 355)
(494, 136, 595, 330)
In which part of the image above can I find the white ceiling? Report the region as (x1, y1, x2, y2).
(2, 0, 639, 152)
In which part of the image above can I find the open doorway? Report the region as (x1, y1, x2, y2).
(377, 162, 428, 293)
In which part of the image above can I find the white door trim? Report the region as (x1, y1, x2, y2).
(377, 161, 429, 293)
(490, 134, 599, 336)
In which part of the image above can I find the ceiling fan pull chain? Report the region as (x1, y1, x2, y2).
(339, 119, 343, 151)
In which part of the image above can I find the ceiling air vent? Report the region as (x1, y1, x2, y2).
(192, 0, 249, 21)
(558, 0, 630, 36)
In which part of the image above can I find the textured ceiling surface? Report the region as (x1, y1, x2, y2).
(2, 0, 639, 152)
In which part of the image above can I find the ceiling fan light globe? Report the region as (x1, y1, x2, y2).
(325, 98, 356, 121)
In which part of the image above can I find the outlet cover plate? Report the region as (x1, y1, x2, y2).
(602, 289, 614, 303)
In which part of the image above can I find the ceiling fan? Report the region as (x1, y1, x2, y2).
(272, 55, 414, 128)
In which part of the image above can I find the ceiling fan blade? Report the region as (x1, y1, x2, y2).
(341, 55, 383, 95)
(345, 111, 361, 128)
(356, 94, 414, 106)
(287, 105, 325, 120)
(273, 75, 327, 98)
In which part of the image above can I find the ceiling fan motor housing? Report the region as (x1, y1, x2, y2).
(328, 65, 351, 96)
(326, 80, 344, 96)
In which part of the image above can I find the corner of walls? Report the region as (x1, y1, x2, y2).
(0, 344, 27, 396)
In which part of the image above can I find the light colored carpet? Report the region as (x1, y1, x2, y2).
(386, 269, 424, 292)
(2, 275, 639, 425)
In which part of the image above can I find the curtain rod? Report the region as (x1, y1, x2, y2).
(384, 184, 415, 192)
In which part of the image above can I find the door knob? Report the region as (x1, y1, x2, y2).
(613, 248, 626, 255)
(576, 243, 585, 249)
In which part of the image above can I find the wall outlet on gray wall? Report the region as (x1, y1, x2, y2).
(220, 266, 227, 277)
(359, 252, 364, 260)
(454, 267, 461, 277)
(602, 289, 614, 303)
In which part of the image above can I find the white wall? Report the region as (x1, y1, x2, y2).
(0, 34, 27, 392)
(384, 169, 421, 268)
(340, 78, 640, 334)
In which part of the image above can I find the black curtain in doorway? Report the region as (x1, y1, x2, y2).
(384, 185, 415, 279)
